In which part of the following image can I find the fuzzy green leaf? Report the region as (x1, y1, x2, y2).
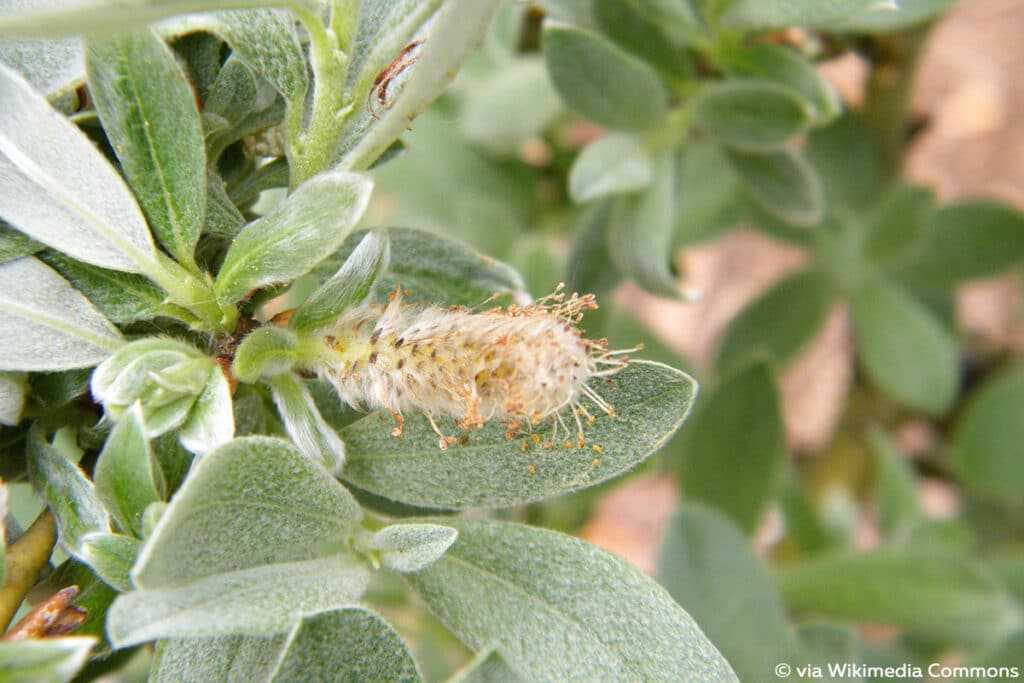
(777, 549, 1024, 647)
(726, 148, 824, 226)
(94, 404, 163, 537)
(39, 251, 166, 325)
(0, 223, 41, 264)
(542, 21, 668, 131)
(268, 373, 345, 475)
(0, 372, 26, 426)
(850, 275, 958, 416)
(658, 505, 793, 683)
(693, 81, 814, 151)
(27, 434, 111, 556)
(0, 257, 122, 371)
(269, 608, 421, 683)
(364, 523, 458, 573)
(151, 635, 284, 683)
(449, 647, 524, 683)
(721, 43, 841, 123)
(569, 133, 653, 203)
(215, 170, 373, 304)
(406, 519, 737, 681)
(315, 228, 526, 308)
(0, 62, 156, 273)
(177, 364, 234, 455)
(955, 363, 1024, 499)
(86, 29, 205, 268)
(342, 361, 696, 509)
(715, 268, 834, 373)
(79, 532, 140, 591)
(0, 638, 96, 683)
(291, 230, 389, 332)
(833, 0, 958, 31)
(231, 327, 301, 383)
(676, 361, 785, 532)
(721, 0, 882, 30)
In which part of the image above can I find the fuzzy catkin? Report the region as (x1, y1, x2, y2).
(320, 287, 628, 449)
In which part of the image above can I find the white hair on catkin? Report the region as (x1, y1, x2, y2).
(320, 285, 634, 450)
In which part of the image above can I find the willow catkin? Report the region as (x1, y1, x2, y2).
(320, 285, 634, 450)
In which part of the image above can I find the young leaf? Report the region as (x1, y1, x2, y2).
(0, 62, 157, 274)
(406, 519, 738, 681)
(231, 327, 302, 382)
(0, 638, 96, 683)
(27, 434, 111, 557)
(177, 364, 234, 456)
(108, 554, 371, 646)
(449, 647, 524, 683)
(0, 257, 122, 371)
(461, 57, 563, 155)
(269, 608, 421, 683)
(715, 268, 835, 373)
(39, 251, 167, 325)
(868, 428, 924, 538)
(569, 133, 654, 203)
(93, 405, 163, 537)
(0, 222, 41, 264)
(591, 0, 697, 75)
(955, 363, 1024, 499)
(268, 373, 346, 475)
(833, 0, 958, 31)
(86, 29, 205, 269)
(542, 21, 668, 131)
(151, 635, 285, 683)
(214, 170, 373, 305)
(863, 184, 935, 266)
(363, 523, 458, 573)
(290, 230, 390, 332)
(721, 44, 841, 123)
(0, 372, 26, 426)
(777, 549, 1023, 648)
(658, 505, 793, 683)
(607, 153, 681, 298)
(341, 361, 697, 509)
(676, 361, 785, 532)
(726, 148, 824, 226)
(692, 81, 815, 151)
(79, 532, 140, 591)
(721, 0, 881, 29)
(313, 228, 526, 308)
(850, 275, 959, 416)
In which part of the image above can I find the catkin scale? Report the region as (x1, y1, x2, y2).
(320, 286, 628, 449)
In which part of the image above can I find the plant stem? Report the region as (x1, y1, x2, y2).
(145, 253, 238, 336)
(0, 510, 56, 632)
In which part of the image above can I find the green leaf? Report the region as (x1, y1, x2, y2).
(0, 62, 157, 274)
(868, 428, 924, 538)
(715, 268, 834, 373)
(955, 363, 1024, 499)
(314, 228, 526, 309)
(151, 635, 285, 683)
(85, 29, 205, 268)
(676, 361, 786, 532)
(131, 436, 362, 588)
(449, 647, 523, 683)
(0, 33, 82, 98)
(291, 230, 389, 333)
(79, 532, 140, 591)
(902, 201, 1024, 286)
(338, 0, 502, 171)
(268, 373, 345, 475)
(38, 251, 166, 325)
(721, 43, 841, 123)
(0, 257, 122, 371)
(0, 223, 41, 264)
(177, 364, 234, 455)
(232, 326, 301, 383)
(850, 275, 959, 416)
(269, 608, 422, 683)
(792, 623, 862, 679)
(607, 153, 680, 298)
(406, 519, 738, 681)
(777, 549, 1024, 648)
(674, 141, 745, 245)
(93, 405, 163, 537)
(833, 0, 958, 31)
(108, 437, 368, 645)
(566, 200, 620, 295)
(721, 0, 881, 29)
(693, 81, 815, 151)
(542, 21, 668, 131)
(658, 505, 792, 683)
(37, 559, 117, 651)
(863, 184, 936, 266)
(569, 133, 653, 203)
(0, 372, 26, 426)
(215, 170, 373, 304)
(462, 57, 562, 155)
(341, 361, 696, 509)
(805, 113, 884, 210)
(363, 523, 458, 573)
(108, 553, 371, 646)
(726, 148, 824, 226)
(0, 638, 96, 683)
(592, 0, 697, 75)
(27, 433, 111, 557)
